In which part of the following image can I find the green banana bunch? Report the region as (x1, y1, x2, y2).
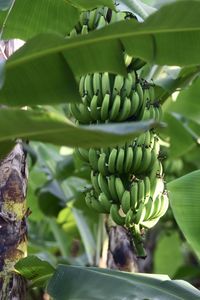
(70, 6, 168, 257)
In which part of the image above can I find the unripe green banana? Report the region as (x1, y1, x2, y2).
(116, 97, 132, 121)
(79, 75, 85, 97)
(108, 148, 117, 173)
(130, 91, 140, 116)
(134, 203, 146, 224)
(130, 182, 138, 209)
(116, 148, 125, 174)
(69, 103, 88, 124)
(124, 146, 134, 173)
(110, 94, 121, 121)
(99, 192, 111, 213)
(110, 204, 125, 225)
(131, 146, 143, 173)
(149, 85, 155, 102)
(98, 152, 108, 175)
(155, 192, 169, 218)
(79, 103, 91, 122)
(98, 173, 111, 199)
(91, 171, 101, 194)
(90, 94, 100, 120)
(121, 190, 131, 214)
(93, 73, 102, 97)
(112, 74, 124, 97)
(101, 72, 111, 95)
(96, 15, 107, 29)
(137, 179, 145, 204)
(101, 94, 110, 121)
(88, 148, 99, 171)
(139, 146, 152, 173)
(144, 176, 151, 205)
(125, 208, 134, 227)
(84, 74, 93, 98)
(108, 175, 118, 202)
(81, 24, 89, 35)
(122, 73, 133, 97)
(88, 9, 97, 30)
(69, 28, 77, 38)
(77, 147, 89, 162)
(115, 177, 125, 200)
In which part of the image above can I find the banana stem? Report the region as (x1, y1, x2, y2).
(131, 225, 146, 258)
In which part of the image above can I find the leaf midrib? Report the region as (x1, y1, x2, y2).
(7, 23, 200, 68)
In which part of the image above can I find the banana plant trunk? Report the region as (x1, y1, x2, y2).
(0, 143, 28, 299)
(107, 225, 138, 272)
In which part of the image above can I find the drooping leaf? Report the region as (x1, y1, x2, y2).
(0, 32, 125, 106)
(0, 108, 159, 147)
(167, 170, 200, 259)
(15, 255, 55, 287)
(162, 113, 195, 158)
(166, 77, 200, 124)
(67, 0, 115, 10)
(0, 0, 80, 40)
(154, 232, 184, 277)
(2, 2, 200, 106)
(47, 265, 200, 299)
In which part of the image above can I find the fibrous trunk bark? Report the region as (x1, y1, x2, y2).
(107, 225, 138, 272)
(0, 142, 28, 299)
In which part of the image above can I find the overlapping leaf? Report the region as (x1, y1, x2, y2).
(168, 170, 200, 259)
(2, 1, 200, 106)
(47, 265, 200, 299)
(0, 108, 159, 147)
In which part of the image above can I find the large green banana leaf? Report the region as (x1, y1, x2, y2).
(168, 170, 200, 260)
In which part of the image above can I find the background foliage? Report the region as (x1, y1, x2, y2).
(0, 0, 200, 299)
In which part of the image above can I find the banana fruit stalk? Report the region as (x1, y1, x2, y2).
(70, 7, 168, 257)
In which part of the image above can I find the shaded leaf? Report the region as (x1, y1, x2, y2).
(166, 77, 200, 124)
(168, 170, 200, 259)
(154, 232, 184, 277)
(0, 140, 14, 160)
(67, 0, 115, 10)
(0, 108, 159, 147)
(162, 113, 195, 158)
(15, 255, 55, 287)
(0, 0, 80, 40)
(47, 265, 200, 299)
(55, 155, 75, 181)
(2, 1, 200, 105)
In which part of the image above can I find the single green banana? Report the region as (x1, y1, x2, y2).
(137, 179, 145, 204)
(78, 147, 89, 162)
(155, 192, 169, 218)
(139, 146, 152, 173)
(121, 190, 131, 214)
(69, 103, 88, 124)
(108, 148, 117, 173)
(110, 204, 125, 225)
(149, 85, 155, 102)
(130, 182, 138, 209)
(96, 15, 107, 29)
(98, 192, 111, 213)
(81, 24, 88, 35)
(88, 9, 97, 30)
(134, 203, 146, 224)
(131, 146, 143, 173)
(100, 93, 110, 121)
(108, 175, 118, 202)
(124, 146, 134, 173)
(112, 74, 124, 97)
(125, 208, 134, 227)
(116, 148, 125, 174)
(101, 72, 111, 95)
(93, 73, 102, 97)
(115, 177, 125, 200)
(91, 197, 106, 213)
(150, 195, 162, 219)
(124, 53, 133, 67)
(110, 94, 121, 121)
(79, 11, 88, 27)
(98, 152, 108, 176)
(98, 173, 111, 199)
(84, 74, 93, 98)
(116, 97, 132, 121)
(143, 176, 151, 205)
(88, 148, 99, 171)
(130, 91, 140, 116)
(79, 103, 91, 122)
(143, 198, 154, 221)
(90, 94, 100, 120)
(91, 171, 101, 194)
(79, 75, 85, 97)
(151, 177, 165, 201)
(122, 73, 133, 97)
